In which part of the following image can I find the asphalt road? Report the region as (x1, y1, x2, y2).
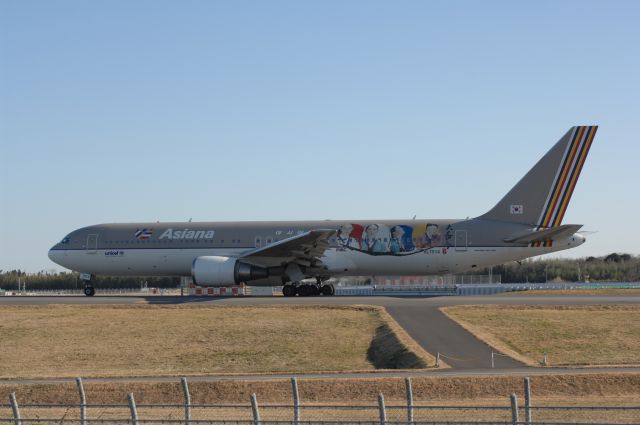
(2, 294, 639, 372)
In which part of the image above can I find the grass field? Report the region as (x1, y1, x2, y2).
(1, 374, 639, 423)
(441, 305, 640, 366)
(0, 305, 433, 379)
(505, 288, 640, 296)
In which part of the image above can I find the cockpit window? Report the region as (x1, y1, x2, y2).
(61, 237, 70, 244)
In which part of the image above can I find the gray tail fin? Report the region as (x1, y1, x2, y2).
(479, 126, 598, 227)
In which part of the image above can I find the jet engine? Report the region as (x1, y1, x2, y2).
(191, 256, 269, 286)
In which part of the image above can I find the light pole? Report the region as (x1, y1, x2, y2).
(545, 265, 548, 283)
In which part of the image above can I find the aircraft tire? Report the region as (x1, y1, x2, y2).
(282, 285, 296, 297)
(321, 285, 333, 296)
(84, 286, 95, 297)
(310, 285, 320, 296)
(298, 284, 310, 297)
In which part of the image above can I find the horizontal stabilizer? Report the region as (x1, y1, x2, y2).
(503, 224, 583, 243)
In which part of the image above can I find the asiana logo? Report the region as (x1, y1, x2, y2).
(159, 228, 216, 240)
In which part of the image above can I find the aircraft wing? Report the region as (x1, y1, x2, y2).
(239, 229, 335, 268)
(503, 224, 583, 243)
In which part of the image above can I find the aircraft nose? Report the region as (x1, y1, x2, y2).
(48, 248, 61, 265)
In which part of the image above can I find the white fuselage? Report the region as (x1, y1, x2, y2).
(49, 236, 583, 282)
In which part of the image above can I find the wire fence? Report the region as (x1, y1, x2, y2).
(1, 377, 639, 425)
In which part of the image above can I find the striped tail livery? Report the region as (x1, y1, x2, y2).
(480, 126, 597, 246)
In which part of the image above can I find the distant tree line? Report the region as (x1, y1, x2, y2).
(0, 270, 180, 291)
(471, 253, 640, 283)
(1, 253, 638, 290)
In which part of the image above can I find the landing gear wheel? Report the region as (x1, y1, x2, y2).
(321, 284, 333, 296)
(84, 286, 95, 297)
(282, 285, 296, 297)
(298, 284, 310, 297)
(310, 285, 320, 296)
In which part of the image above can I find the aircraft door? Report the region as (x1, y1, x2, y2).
(455, 230, 467, 251)
(86, 234, 98, 254)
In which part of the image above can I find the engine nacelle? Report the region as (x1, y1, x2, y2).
(191, 256, 269, 286)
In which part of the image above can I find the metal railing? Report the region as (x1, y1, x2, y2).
(1, 377, 639, 425)
(0, 288, 180, 296)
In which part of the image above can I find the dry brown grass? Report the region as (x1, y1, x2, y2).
(503, 288, 640, 296)
(0, 305, 433, 379)
(441, 305, 640, 366)
(3, 374, 639, 403)
(1, 375, 639, 423)
(3, 398, 639, 424)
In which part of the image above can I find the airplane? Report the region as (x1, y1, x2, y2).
(49, 126, 597, 296)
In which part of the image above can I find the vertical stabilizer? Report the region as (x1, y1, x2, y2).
(479, 126, 597, 227)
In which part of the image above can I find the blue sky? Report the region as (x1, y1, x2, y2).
(1, 1, 639, 272)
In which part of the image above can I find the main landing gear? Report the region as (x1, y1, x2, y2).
(282, 281, 335, 297)
(82, 280, 95, 297)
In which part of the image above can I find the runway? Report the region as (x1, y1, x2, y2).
(3, 294, 639, 372)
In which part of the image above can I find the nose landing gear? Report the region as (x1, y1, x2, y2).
(81, 275, 95, 297)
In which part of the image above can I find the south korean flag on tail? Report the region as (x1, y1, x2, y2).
(510, 204, 524, 215)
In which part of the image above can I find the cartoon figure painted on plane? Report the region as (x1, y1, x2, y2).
(416, 223, 442, 249)
(362, 224, 388, 253)
(389, 225, 415, 254)
(336, 223, 363, 250)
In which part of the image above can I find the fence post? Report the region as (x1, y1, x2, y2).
(127, 393, 138, 425)
(250, 393, 261, 425)
(491, 351, 495, 368)
(76, 377, 87, 425)
(435, 352, 440, 367)
(9, 392, 21, 425)
(291, 377, 300, 425)
(181, 377, 191, 425)
(378, 393, 387, 425)
(542, 352, 548, 366)
(405, 378, 414, 424)
(524, 377, 531, 425)
(510, 393, 519, 425)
